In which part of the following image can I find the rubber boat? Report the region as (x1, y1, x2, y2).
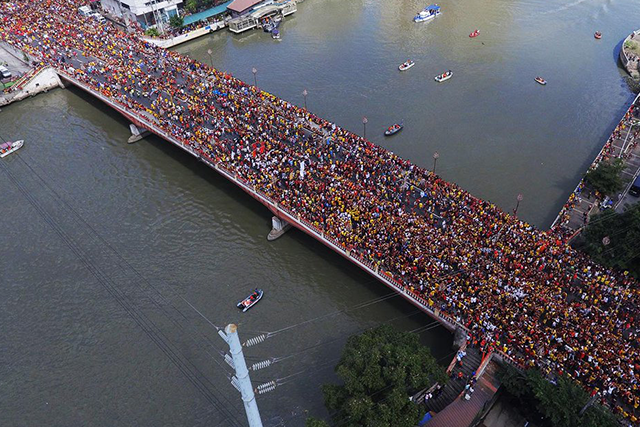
(384, 122, 403, 136)
(237, 289, 263, 312)
(414, 4, 441, 23)
(0, 140, 23, 158)
(399, 60, 415, 71)
(535, 76, 547, 85)
(469, 29, 479, 38)
(594, 31, 602, 39)
(434, 70, 452, 82)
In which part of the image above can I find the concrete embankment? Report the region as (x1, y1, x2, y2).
(144, 20, 226, 49)
(621, 29, 640, 79)
(0, 67, 63, 107)
(0, 42, 64, 107)
(550, 93, 640, 237)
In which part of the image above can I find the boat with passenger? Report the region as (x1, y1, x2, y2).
(399, 60, 415, 71)
(434, 70, 452, 82)
(594, 31, 602, 39)
(469, 29, 479, 38)
(237, 289, 263, 312)
(272, 29, 281, 39)
(0, 140, 23, 158)
(535, 76, 547, 85)
(384, 122, 403, 136)
(414, 4, 441, 23)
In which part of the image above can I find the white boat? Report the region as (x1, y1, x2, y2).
(434, 71, 453, 82)
(399, 60, 415, 71)
(414, 4, 441, 23)
(0, 140, 23, 158)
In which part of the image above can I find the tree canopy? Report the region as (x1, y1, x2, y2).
(577, 203, 640, 277)
(499, 365, 619, 427)
(307, 324, 447, 427)
(584, 158, 625, 196)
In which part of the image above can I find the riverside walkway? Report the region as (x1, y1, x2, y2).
(1, 0, 639, 423)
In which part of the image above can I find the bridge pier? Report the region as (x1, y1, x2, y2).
(267, 216, 291, 241)
(127, 123, 149, 144)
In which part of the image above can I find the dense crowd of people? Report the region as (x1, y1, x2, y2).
(1, 0, 638, 423)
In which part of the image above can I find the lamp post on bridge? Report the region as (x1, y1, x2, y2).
(432, 151, 439, 174)
(207, 49, 213, 68)
(252, 67, 258, 87)
(302, 89, 308, 110)
(362, 116, 368, 139)
(513, 193, 523, 216)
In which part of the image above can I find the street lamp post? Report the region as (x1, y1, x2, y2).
(432, 152, 439, 174)
(302, 89, 308, 110)
(207, 49, 213, 68)
(252, 67, 257, 87)
(362, 116, 368, 139)
(514, 193, 523, 216)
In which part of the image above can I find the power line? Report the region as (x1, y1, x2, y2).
(1, 157, 244, 427)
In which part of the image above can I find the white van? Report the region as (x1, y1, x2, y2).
(78, 5, 92, 16)
(0, 65, 11, 79)
(90, 12, 106, 24)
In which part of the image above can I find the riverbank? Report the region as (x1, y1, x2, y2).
(621, 30, 640, 79)
(550, 93, 640, 238)
(0, 42, 63, 107)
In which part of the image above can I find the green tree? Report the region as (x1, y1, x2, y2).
(145, 27, 160, 37)
(310, 325, 447, 427)
(577, 203, 640, 277)
(499, 365, 619, 427)
(169, 14, 184, 28)
(584, 158, 625, 196)
(185, 0, 198, 13)
(305, 417, 329, 427)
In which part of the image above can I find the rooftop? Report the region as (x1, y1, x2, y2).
(182, 0, 233, 26)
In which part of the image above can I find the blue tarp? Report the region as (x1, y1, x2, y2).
(183, 1, 233, 26)
(419, 412, 433, 426)
(425, 4, 441, 10)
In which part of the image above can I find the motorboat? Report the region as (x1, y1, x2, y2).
(272, 29, 281, 39)
(384, 122, 403, 136)
(469, 29, 479, 38)
(434, 70, 453, 82)
(535, 76, 547, 85)
(414, 4, 441, 23)
(0, 140, 23, 158)
(399, 60, 415, 71)
(237, 289, 263, 312)
(594, 31, 602, 39)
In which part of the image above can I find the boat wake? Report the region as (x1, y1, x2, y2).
(539, 0, 592, 14)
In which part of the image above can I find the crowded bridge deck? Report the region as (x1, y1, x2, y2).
(0, 0, 638, 423)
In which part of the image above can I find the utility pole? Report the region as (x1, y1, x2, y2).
(218, 324, 264, 427)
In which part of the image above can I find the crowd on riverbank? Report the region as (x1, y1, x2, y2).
(0, 0, 638, 423)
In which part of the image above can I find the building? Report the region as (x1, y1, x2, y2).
(100, 0, 182, 28)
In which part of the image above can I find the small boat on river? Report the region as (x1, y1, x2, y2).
(0, 140, 23, 158)
(469, 29, 479, 38)
(535, 76, 547, 85)
(434, 70, 453, 82)
(414, 4, 441, 23)
(384, 122, 403, 136)
(237, 289, 263, 312)
(272, 29, 281, 39)
(399, 60, 415, 71)
(594, 31, 602, 39)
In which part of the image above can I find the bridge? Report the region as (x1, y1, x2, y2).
(1, 0, 638, 423)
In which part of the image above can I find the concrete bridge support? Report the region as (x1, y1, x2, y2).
(127, 123, 149, 143)
(267, 216, 291, 241)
